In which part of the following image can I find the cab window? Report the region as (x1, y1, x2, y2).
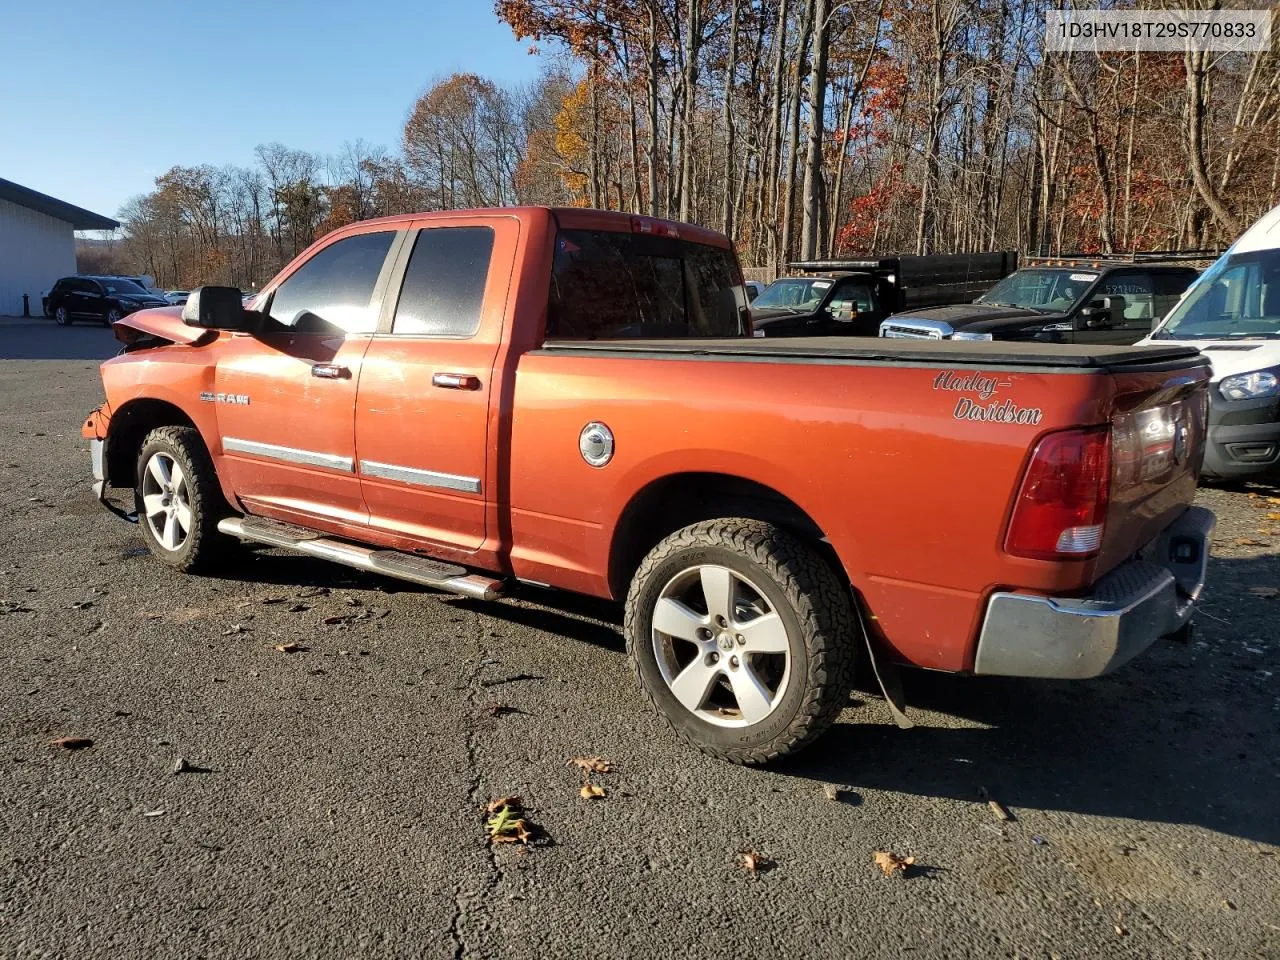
(267, 231, 395, 334)
(1098, 270, 1156, 323)
(827, 280, 875, 320)
(391, 227, 495, 337)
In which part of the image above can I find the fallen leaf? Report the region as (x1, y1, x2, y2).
(1268, 512, 1280, 522)
(873, 850, 916, 877)
(823, 784, 842, 802)
(142, 809, 166, 818)
(1235, 538, 1267, 547)
(739, 850, 773, 873)
(490, 817, 533, 844)
(568, 755, 612, 774)
(298, 587, 330, 598)
(485, 796, 522, 815)
(70, 600, 95, 610)
(286, 603, 310, 613)
(988, 798, 1013, 822)
(1222, 899, 1237, 911)
(261, 596, 287, 605)
(322, 615, 350, 625)
(273, 642, 306, 653)
(1114, 925, 1127, 937)
(222, 624, 249, 635)
(52, 736, 93, 750)
(579, 783, 606, 799)
(1248, 586, 1280, 599)
(484, 703, 520, 718)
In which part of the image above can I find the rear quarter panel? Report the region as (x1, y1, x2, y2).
(509, 352, 1119, 672)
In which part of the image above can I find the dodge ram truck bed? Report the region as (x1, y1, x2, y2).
(83, 206, 1214, 764)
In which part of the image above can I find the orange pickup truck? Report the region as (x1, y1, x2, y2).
(83, 208, 1215, 764)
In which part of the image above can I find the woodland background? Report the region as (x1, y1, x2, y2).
(82, 0, 1280, 289)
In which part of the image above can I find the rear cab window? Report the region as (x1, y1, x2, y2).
(391, 227, 495, 337)
(547, 229, 747, 340)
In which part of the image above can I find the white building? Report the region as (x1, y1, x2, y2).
(0, 177, 118, 316)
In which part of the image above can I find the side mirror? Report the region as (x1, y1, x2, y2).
(1078, 297, 1112, 329)
(182, 286, 248, 330)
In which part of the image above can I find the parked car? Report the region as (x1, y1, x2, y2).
(881, 257, 1202, 344)
(1140, 203, 1280, 482)
(44, 275, 171, 326)
(751, 252, 1018, 337)
(83, 207, 1213, 764)
(165, 291, 191, 306)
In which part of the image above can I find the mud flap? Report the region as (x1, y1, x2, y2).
(855, 602, 913, 730)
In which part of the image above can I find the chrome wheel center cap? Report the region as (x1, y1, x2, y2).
(716, 632, 735, 653)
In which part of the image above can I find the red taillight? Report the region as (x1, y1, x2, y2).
(630, 215, 679, 238)
(1006, 427, 1111, 560)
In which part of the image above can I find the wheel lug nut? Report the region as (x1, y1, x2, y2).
(708, 652, 720, 665)
(736, 634, 745, 645)
(715, 615, 727, 628)
(730, 656, 740, 668)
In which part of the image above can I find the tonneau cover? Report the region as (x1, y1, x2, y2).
(541, 337, 1206, 370)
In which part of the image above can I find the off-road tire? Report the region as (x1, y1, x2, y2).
(134, 426, 233, 573)
(624, 519, 857, 765)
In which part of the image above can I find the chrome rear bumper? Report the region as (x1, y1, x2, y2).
(974, 506, 1214, 679)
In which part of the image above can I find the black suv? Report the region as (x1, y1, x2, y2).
(879, 258, 1202, 344)
(44, 276, 171, 327)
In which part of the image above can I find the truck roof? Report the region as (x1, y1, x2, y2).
(323, 206, 733, 251)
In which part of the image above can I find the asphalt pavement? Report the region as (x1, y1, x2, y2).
(1, 321, 1278, 959)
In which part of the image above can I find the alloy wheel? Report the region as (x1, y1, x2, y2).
(651, 564, 791, 727)
(141, 452, 193, 552)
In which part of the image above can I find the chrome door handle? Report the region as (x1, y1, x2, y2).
(432, 372, 481, 390)
(311, 363, 350, 379)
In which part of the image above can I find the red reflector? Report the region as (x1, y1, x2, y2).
(1006, 427, 1111, 560)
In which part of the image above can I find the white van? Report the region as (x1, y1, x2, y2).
(1140, 203, 1280, 481)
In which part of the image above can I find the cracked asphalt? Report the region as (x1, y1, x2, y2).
(1, 317, 1278, 959)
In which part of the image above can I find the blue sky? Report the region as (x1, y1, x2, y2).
(0, 0, 546, 223)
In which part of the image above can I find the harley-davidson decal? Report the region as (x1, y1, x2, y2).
(932, 370, 1042, 425)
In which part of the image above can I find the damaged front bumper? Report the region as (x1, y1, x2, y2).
(84, 407, 136, 524)
(973, 506, 1214, 679)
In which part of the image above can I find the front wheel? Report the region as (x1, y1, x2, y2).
(105, 308, 121, 327)
(135, 426, 234, 572)
(624, 519, 857, 765)
(54, 306, 70, 326)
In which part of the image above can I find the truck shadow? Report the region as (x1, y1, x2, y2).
(219, 542, 1278, 844)
(785, 551, 1280, 846)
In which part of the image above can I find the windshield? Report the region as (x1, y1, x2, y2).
(751, 277, 834, 310)
(1152, 249, 1280, 340)
(976, 269, 1097, 310)
(100, 278, 147, 296)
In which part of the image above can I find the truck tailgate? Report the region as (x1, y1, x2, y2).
(1094, 361, 1210, 578)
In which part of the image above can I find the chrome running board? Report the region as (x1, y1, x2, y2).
(218, 516, 505, 601)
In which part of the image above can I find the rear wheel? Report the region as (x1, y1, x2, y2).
(105, 308, 121, 327)
(135, 426, 234, 572)
(54, 306, 70, 326)
(625, 519, 856, 765)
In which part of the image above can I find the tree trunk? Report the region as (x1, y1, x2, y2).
(1185, 49, 1242, 236)
(780, 2, 814, 269)
(800, 0, 830, 261)
(647, 5, 661, 217)
(763, 0, 790, 269)
(721, 0, 740, 239)
(679, 0, 702, 222)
